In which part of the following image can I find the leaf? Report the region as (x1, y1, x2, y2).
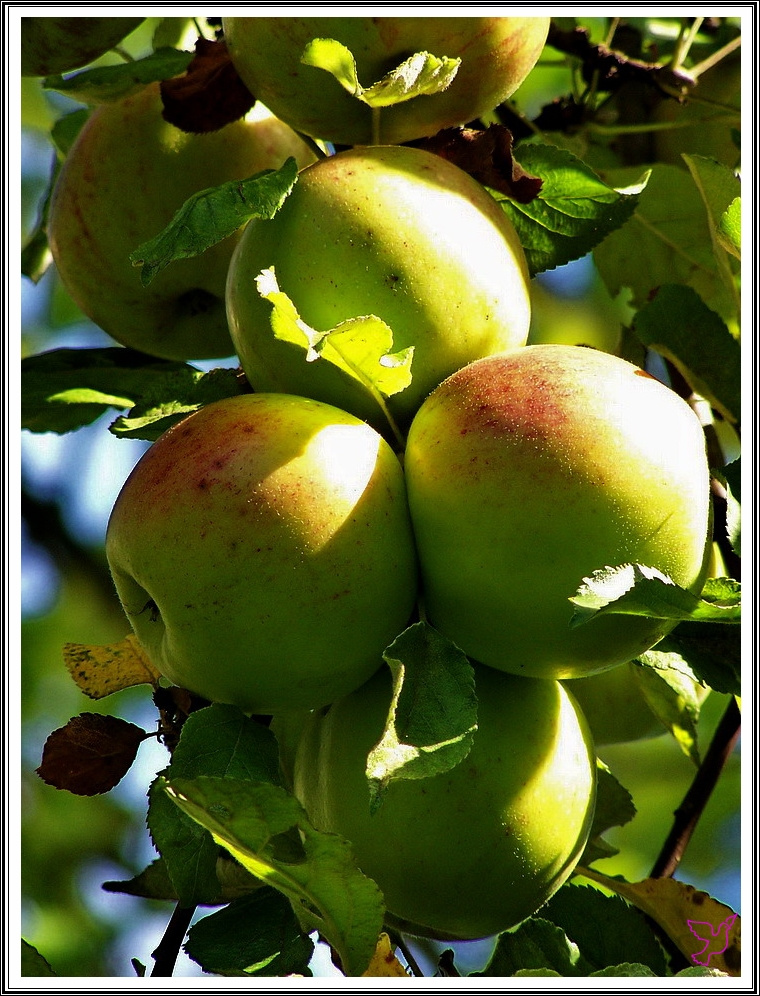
(37, 713, 147, 795)
(163, 775, 384, 977)
(185, 889, 314, 977)
(569, 564, 741, 627)
(539, 883, 668, 975)
(362, 934, 409, 978)
(147, 773, 222, 907)
(21, 939, 57, 977)
(632, 653, 706, 765)
(632, 284, 741, 424)
(50, 107, 90, 156)
(256, 267, 413, 431)
(472, 917, 592, 977)
(580, 760, 636, 865)
(63, 635, 162, 699)
(131, 158, 299, 285)
(302, 38, 460, 108)
(21, 346, 245, 439)
(658, 622, 741, 697)
(43, 48, 194, 104)
(723, 460, 741, 555)
(109, 366, 246, 441)
(102, 858, 179, 902)
(717, 197, 741, 258)
(366, 622, 477, 811)
(683, 155, 741, 308)
(494, 142, 646, 276)
(593, 163, 738, 327)
(576, 869, 741, 977)
(160, 37, 256, 133)
(172, 704, 282, 786)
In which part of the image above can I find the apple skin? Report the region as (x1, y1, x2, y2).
(47, 84, 316, 361)
(105, 393, 419, 714)
(222, 16, 549, 146)
(404, 344, 712, 681)
(293, 661, 596, 941)
(226, 144, 531, 431)
(21, 17, 145, 77)
(564, 662, 669, 746)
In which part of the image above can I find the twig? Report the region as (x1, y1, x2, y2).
(150, 903, 196, 977)
(649, 697, 741, 879)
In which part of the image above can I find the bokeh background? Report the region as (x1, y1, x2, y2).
(18, 15, 742, 978)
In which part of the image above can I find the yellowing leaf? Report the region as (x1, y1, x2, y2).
(578, 868, 741, 976)
(64, 635, 162, 699)
(362, 934, 409, 978)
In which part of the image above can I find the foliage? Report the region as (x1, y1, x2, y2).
(19, 13, 742, 982)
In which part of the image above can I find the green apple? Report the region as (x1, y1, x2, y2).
(105, 393, 419, 714)
(404, 344, 712, 681)
(226, 144, 531, 431)
(293, 661, 596, 941)
(222, 16, 549, 146)
(565, 662, 669, 746)
(21, 16, 145, 77)
(47, 84, 316, 360)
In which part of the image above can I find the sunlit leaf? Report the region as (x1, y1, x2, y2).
(63, 634, 162, 699)
(43, 48, 193, 104)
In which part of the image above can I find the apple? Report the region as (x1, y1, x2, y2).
(21, 16, 145, 77)
(404, 344, 712, 681)
(226, 144, 532, 431)
(564, 662, 669, 746)
(222, 16, 549, 146)
(105, 393, 419, 714)
(47, 83, 316, 361)
(292, 661, 596, 941)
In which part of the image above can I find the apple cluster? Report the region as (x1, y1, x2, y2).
(47, 17, 713, 942)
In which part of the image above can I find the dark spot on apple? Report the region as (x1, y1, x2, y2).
(197, 478, 208, 490)
(176, 286, 219, 318)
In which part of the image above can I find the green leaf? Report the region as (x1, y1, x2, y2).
(593, 163, 739, 327)
(21, 939, 57, 977)
(131, 159, 299, 286)
(185, 889, 314, 977)
(366, 622, 477, 811)
(21, 347, 243, 438)
(591, 964, 659, 977)
(580, 760, 636, 865)
(540, 883, 668, 975)
(102, 857, 180, 902)
(50, 107, 90, 156)
(658, 623, 741, 697)
(632, 283, 741, 424)
(172, 704, 283, 785)
(163, 775, 384, 978)
(147, 771, 221, 907)
(256, 267, 413, 438)
(717, 197, 741, 258)
(723, 460, 741, 555)
(471, 917, 592, 977)
(494, 143, 646, 276)
(632, 654, 706, 765)
(683, 155, 741, 309)
(302, 38, 460, 108)
(569, 564, 741, 627)
(43, 48, 193, 104)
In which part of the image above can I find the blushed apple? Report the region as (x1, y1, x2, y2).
(222, 16, 550, 146)
(404, 344, 712, 680)
(226, 144, 532, 431)
(293, 661, 596, 941)
(47, 83, 316, 361)
(105, 393, 419, 714)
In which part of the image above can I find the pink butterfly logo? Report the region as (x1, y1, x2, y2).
(686, 914, 737, 967)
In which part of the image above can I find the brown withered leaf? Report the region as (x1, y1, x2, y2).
(37, 713, 148, 796)
(415, 125, 543, 204)
(161, 36, 255, 133)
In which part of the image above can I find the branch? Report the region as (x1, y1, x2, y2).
(650, 696, 741, 878)
(150, 902, 196, 977)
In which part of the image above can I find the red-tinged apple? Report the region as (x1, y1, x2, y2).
(21, 16, 145, 76)
(404, 344, 712, 680)
(293, 661, 596, 941)
(222, 16, 550, 146)
(105, 394, 419, 714)
(47, 84, 316, 361)
(226, 144, 531, 431)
